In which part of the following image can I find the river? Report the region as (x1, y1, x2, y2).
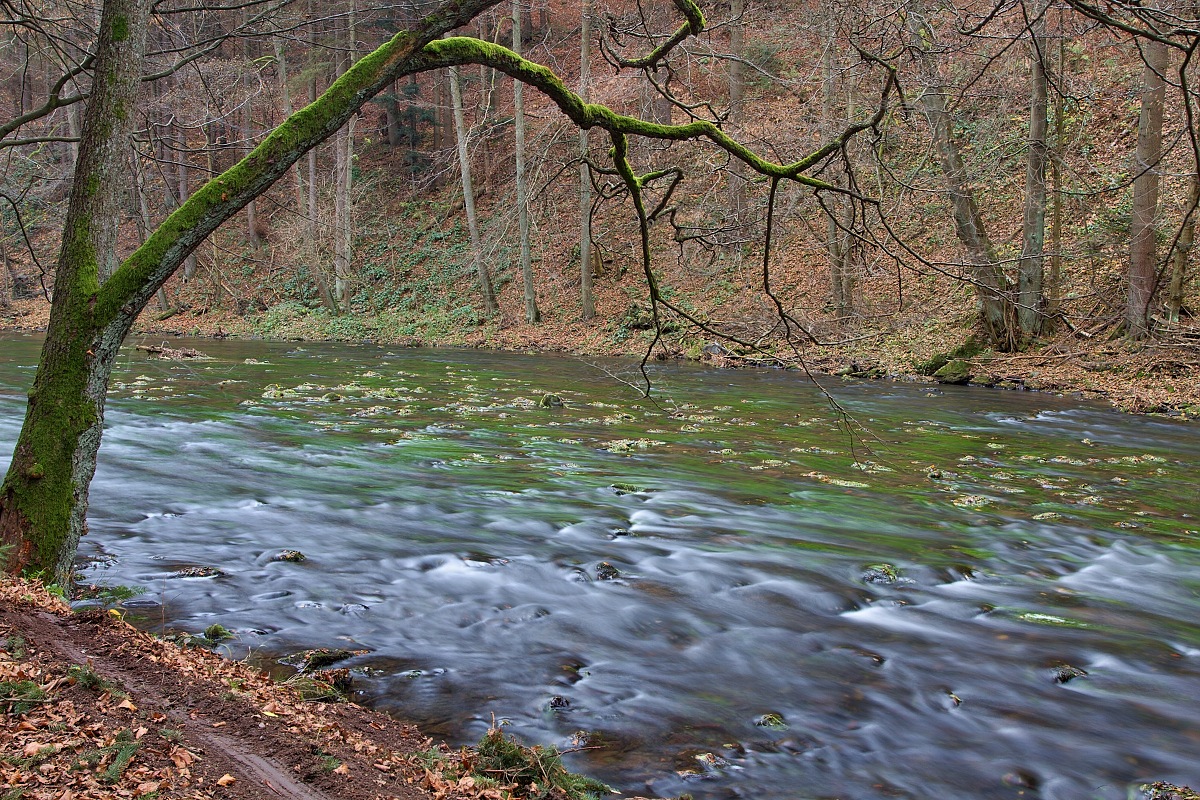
(2, 331, 1199, 799)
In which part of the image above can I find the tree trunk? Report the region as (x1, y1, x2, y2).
(243, 8, 263, 251)
(906, 1, 1015, 349)
(449, 47, 499, 315)
(514, 0, 540, 323)
(333, 2, 358, 313)
(275, 38, 337, 312)
(176, 123, 198, 279)
(579, 0, 595, 320)
(0, 0, 151, 583)
(1128, 37, 1169, 337)
(1046, 32, 1065, 325)
(821, 4, 849, 317)
(1167, 173, 1199, 324)
(725, 0, 746, 256)
(1017, 7, 1049, 342)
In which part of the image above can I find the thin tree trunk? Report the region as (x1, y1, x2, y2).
(1128, 37, 1169, 337)
(726, 0, 746, 260)
(1046, 32, 1065, 325)
(822, 4, 847, 317)
(243, 7, 262, 250)
(276, 39, 337, 312)
(176, 123, 198, 279)
(449, 44, 499, 315)
(579, 0, 595, 320)
(906, 1, 1014, 349)
(333, 1, 358, 313)
(514, 0, 540, 323)
(1167, 173, 1199, 323)
(1017, 7, 1049, 342)
(131, 149, 171, 312)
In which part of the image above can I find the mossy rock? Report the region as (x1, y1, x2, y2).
(295, 648, 364, 672)
(171, 566, 223, 578)
(539, 393, 564, 408)
(917, 337, 984, 375)
(595, 562, 620, 581)
(270, 549, 307, 563)
(933, 359, 973, 385)
(862, 564, 900, 585)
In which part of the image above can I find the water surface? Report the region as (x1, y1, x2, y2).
(2, 332, 1198, 799)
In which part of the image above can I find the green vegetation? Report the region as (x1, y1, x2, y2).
(0, 679, 46, 715)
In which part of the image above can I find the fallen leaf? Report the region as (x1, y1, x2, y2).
(117, 698, 137, 711)
(332, 763, 350, 775)
(23, 741, 46, 757)
(217, 773, 236, 786)
(169, 746, 196, 769)
(212, 721, 227, 728)
(134, 726, 149, 739)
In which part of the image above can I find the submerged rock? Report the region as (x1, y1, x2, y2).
(753, 712, 788, 730)
(595, 562, 621, 581)
(1052, 664, 1088, 684)
(861, 564, 900, 585)
(171, 566, 223, 579)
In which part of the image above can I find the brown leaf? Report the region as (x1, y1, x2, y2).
(22, 741, 46, 757)
(216, 773, 236, 786)
(117, 698, 137, 711)
(134, 726, 149, 739)
(169, 746, 196, 769)
(332, 763, 350, 775)
(135, 781, 160, 795)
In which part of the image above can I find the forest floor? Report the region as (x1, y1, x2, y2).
(3, 292, 1200, 417)
(0, 576, 623, 800)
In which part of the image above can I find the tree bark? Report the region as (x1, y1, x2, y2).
(906, 1, 1015, 349)
(0, 0, 152, 583)
(333, 0, 358, 313)
(514, 0, 540, 323)
(1167, 173, 1199, 323)
(1017, 7, 1049, 342)
(1128, 37, 1168, 337)
(579, 0, 595, 320)
(449, 45, 499, 315)
(275, 38, 337, 312)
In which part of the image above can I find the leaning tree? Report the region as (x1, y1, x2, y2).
(0, 0, 894, 585)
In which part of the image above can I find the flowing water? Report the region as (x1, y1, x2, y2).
(2, 331, 1199, 799)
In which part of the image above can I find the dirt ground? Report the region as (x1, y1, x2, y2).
(0, 578, 597, 800)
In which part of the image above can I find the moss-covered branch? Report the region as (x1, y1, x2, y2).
(414, 36, 895, 189)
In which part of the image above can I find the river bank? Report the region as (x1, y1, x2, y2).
(3, 295, 1199, 416)
(1, 576, 624, 800)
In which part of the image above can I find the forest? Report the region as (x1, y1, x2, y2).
(0, 0, 1197, 374)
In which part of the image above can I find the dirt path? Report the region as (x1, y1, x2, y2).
(0, 579, 464, 800)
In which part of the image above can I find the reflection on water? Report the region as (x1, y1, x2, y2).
(2, 332, 1199, 799)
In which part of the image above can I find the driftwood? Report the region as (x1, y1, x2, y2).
(135, 342, 210, 360)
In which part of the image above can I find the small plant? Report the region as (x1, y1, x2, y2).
(0, 680, 47, 715)
(68, 664, 115, 693)
(203, 623, 233, 642)
(159, 728, 184, 743)
(74, 729, 140, 783)
(2, 635, 27, 659)
(471, 726, 614, 800)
